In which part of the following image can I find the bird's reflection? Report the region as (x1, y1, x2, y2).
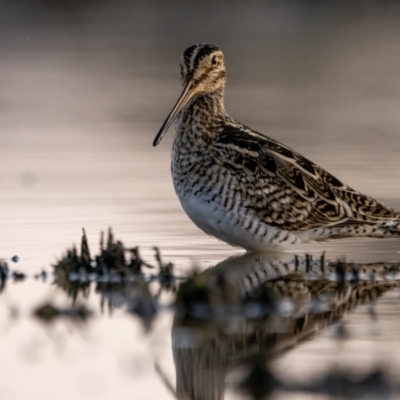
(172, 252, 400, 400)
(48, 245, 400, 398)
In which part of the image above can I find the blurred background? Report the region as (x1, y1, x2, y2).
(2, 0, 400, 265)
(2, 2, 400, 399)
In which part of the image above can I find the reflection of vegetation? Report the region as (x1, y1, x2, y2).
(34, 302, 92, 324)
(0, 261, 8, 293)
(53, 228, 158, 302)
(0, 260, 27, 294)
(52, 229, 176, 329)
(94, 278, 158, 330)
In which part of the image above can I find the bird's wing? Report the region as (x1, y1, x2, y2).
(211, 123, 399, 231)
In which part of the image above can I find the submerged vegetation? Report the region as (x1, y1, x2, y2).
(52, 228, 176, 308)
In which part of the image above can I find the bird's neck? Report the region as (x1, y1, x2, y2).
(176, 89, 227, 147)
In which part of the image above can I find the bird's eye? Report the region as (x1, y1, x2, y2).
(211, 55, 217, 65)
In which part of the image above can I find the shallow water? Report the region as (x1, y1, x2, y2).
(2, 2, 400, 399)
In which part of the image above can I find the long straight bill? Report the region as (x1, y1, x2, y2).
(153, 81, 194, 147)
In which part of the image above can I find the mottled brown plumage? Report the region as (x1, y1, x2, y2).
(153, 43, 400, 251)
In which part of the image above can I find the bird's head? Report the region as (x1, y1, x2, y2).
(153, 43, 226, 146)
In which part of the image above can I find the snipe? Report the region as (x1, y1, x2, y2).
(153, 43, 400, 251)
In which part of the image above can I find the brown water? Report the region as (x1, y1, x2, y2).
(2, 2, 400, 399)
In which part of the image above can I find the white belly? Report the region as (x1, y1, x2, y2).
(178, 191, 301, 251)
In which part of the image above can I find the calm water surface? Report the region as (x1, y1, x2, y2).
(2, 13, 400, 398)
